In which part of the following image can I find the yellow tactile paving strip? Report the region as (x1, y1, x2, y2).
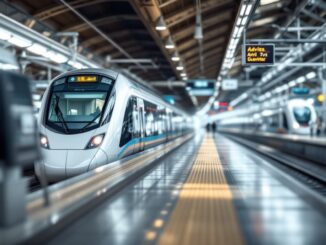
(158, 134, 243, 245)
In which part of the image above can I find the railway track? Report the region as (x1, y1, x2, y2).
(224, 135, 326, 198)
(24, 170, 41, 192)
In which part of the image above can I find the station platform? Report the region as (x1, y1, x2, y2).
(45, 133, 326, 245)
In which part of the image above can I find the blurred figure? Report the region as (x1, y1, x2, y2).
(206, 123, 211, 132)
(212, 122, 216, 133)
(316, 117, 322, 136)
(309, 120, 317, 137)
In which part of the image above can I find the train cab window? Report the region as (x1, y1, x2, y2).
(119, 97, 137, 147)
(293, 106, 311, 125)
(46, 75, 114, 134)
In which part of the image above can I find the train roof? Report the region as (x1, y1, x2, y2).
(50, 68, 189, 116)
(53, 68, 119, 81)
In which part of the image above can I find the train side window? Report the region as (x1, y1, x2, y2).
(102, 91, 116, 125)
(144, 100, 158, 137)
(119, 97, 136, 147)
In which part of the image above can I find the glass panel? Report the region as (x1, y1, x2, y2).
(293, 106, 311, 125)
(46, 75, 114, 133)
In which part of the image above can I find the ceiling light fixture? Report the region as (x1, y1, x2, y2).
(155, 16, 167, 31)
(176, 62, 184, 70)
(8, 35, 32, 48)
(165, 37, 175, 49)
(27, 43, 48, 56)
(171, 52, 180, 61)
(194, 0, 203, 40)
(0, 27, 11, 40)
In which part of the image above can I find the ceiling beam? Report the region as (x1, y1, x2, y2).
(185, 50, 223, 69)
(80, 29, 148, 48)
(63, 15, 139, 32)
(129, 0, 183, 81)
(179, 36, 225, 56)
(184, 45, 224, 61)
(176, 29, 226, 53)
(186, 55, 221, 72)
(34, 0, 128, 20)
(165, 0, 233, 28)
(172, 12, 232, 42)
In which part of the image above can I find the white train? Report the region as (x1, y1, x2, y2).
(36, 69, 192, 182)
(215, 98, 317, 135)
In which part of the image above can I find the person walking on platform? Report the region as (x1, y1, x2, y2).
(212, 122, 216, 133)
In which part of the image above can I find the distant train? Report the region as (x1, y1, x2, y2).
(216, 99, 317, 135)
(36, 69, 192, 182)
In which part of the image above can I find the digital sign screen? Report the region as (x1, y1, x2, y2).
(68, 75, 97, 83)
(243, 44, 274, 65)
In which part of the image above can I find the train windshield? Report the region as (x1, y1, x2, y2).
(46, 75, 114, 134)
(293, 106, 311, 125)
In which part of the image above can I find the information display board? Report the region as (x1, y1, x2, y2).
(243, 44, 275, 65)
(222, 79, 238, 91)
(186, 79, 215, 96)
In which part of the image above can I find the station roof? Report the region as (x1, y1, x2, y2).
(1, 0, 325, 111)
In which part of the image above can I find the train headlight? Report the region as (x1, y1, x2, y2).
(86, 134, 105, 149)
(292, 122, 300, 129)
(40, 134, 49, 149)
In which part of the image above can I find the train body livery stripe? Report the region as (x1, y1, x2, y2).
(117, 133, 182, 158)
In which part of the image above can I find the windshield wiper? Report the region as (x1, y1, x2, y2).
(81, 112, 101, 131)
(54, 95, 69, 133)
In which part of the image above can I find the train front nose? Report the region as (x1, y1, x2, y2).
(65, 149, 99, 178)
(37, 150, 68, 182)
(37, 148, 99, 181)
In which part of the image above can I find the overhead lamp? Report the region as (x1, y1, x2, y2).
(27, 43, 48, 56)
(236, 26, 244, 37)
(233, 26, 239, 37)
(181, 72, 187, 77)
(68, 60, 84, 69)
(194, 24, 203, 40)
(155, 16, 167, 31)
(236, 18, 242, 26)
(241, 16, 248, 26)
(245, 4, 253, 15)
(46, 51, 68, 63)
(171, 52, 180, 61)
(8, 35, 32, 48)
(194, 1, 203, 40)
(281, 84, 289, 90)
(182, 77, 188, 81)
(176, 64, 184, 71)
(0, 62, 19, 70)
(239, 5, 246, 16)
(165, 37, 175, 49)
(296, 76, 306, 84)
(0, 27, 11, 40)
(261, 0, 280, 5)
(288, 80, 296, 87)
(265, 92, 272, 98)
(306, 71, 316, 79)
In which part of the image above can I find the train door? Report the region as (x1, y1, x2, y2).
(166, 108, 173, 141)
(119, 96, 138, 158)
(137, 98, 145, 151)
(163, 107, 169, 142)
(131, 97, 140, 154)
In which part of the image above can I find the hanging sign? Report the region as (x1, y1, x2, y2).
(243, 44, 275, 65)
(222, 79, 238, 90)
